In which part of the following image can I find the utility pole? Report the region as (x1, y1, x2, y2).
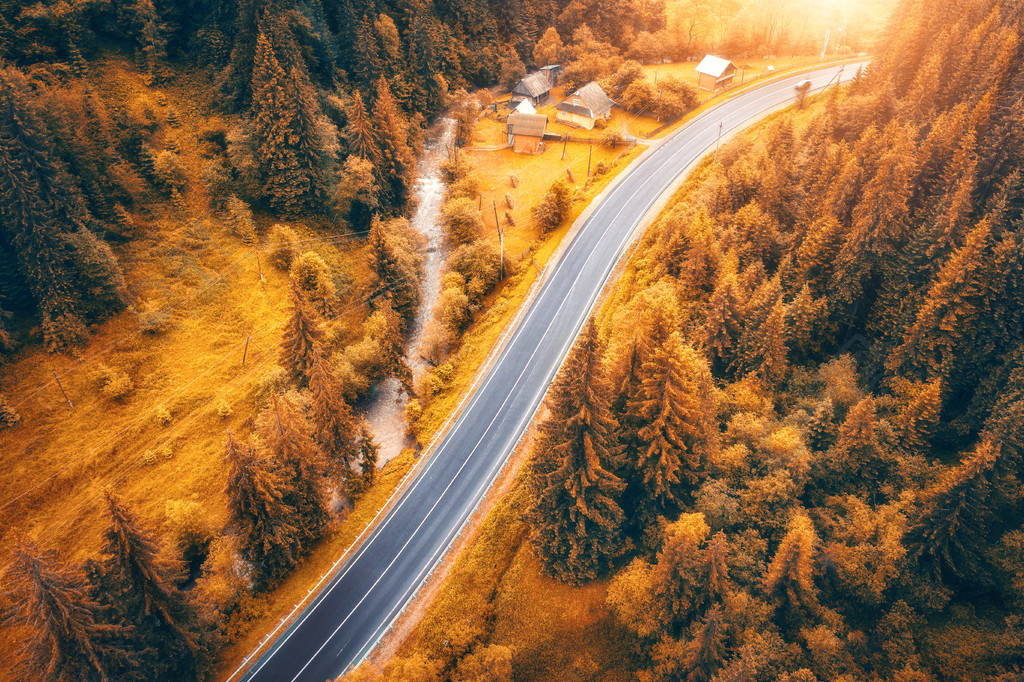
(713, 122, 723, 163)
(52, 370, 73, 410)
(242, 334, 251, 366)
(561, 134, 568, 160)
(255, 244, 266, 290)
(492, 200, 504, 279)
(820, 28, 831, 60)
(587, 143, 592, 178)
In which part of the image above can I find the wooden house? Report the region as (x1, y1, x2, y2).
(555, 81, 615, 130)
(539, 64, 563, 86)
(696, 55, 737, 91)
(510, 72, 552, 107)
(506, 112, 548, 154)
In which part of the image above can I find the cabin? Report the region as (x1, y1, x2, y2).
(696, 55, 738, 91)
(555, 81, 615, 130)
(506, 112, 548, 154)
(510, 72, 552, 107)
(539, 64, 563, 86)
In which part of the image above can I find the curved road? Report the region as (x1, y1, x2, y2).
(239, 62, 866, 682)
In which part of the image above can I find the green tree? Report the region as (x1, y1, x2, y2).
(763, 512, 819, 624)
(224, 430, 302, 590)
(529, 319, 627, 583)
(681, 605, 727, 682)
(532, 180, 574, 232)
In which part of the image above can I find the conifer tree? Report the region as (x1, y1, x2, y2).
(743, 298, 788, 388)
(681, 605, 727, 682)
(224, 430, 302, 589)
(529, 319, 627, 583)
(700, 268, 744, 374)
(263, 393, 330, 547)
(370, 78, 415, 212)
(0, 67, 127, 350)
(652, 513, 712, 629)
(833, 397, 883, 478)
(898, 380, 943, 454)
(309, 347, 357, 485)
(100, 492, 208, 678)
(346, 91, 379, 164)
(377, 299, 416, 398)
(250, 28, 332, 217)
(807, 400, 838, 452)
(905, 440, 1003, 582)
(705, 531, 731, 604)
(624, 332, 716, 520)
(3, 541, 131, 682)
(367, 217, 420, 325)
(357, 424, 380, 491)
(280, 279, 325, 385)
(763, 513, 820, 623)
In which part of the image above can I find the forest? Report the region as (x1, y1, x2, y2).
(0, 0, 990, 678)
(344, 0, 1024, 679)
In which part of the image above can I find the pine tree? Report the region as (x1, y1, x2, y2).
(681, 605, 727, 682)
(309, 347, 357, 486)
(528, 319, 627, 583)
(250, 27, 332, 217)
(652, 513, 712, 630)
(3, 541, 131, 682)
(280, 278, 325, 385)
(100, 492, 208, 678)
(263, 393, 330, 548)
(833, 397, 883, 478)
(357, 424, 380, 491)
(763, 513, 819, 623)
(624, 332, 716, 520)
(0, 67, 127, 350)
(346, 91, 380, 164)
(377, 298, 416, 397)
(700, 267, 744, 374)
(807, 400, 838, 452)
(898, 379, 943, 454)
(367, 216, 420, 325)
(370, 78, 415, 212)
(905, 440, 1003, 582)
(743, 298, 788, 388)
(705, 531, 730, 604)
(224, 430, 302, 590)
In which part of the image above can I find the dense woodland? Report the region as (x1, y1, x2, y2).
(514, 0, 1024, 679)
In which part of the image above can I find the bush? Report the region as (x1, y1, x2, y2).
(448, 241, 501, 305)
(532, 180, 574, 233)
(216, 398, 233, 419)
(153, 150, 186, 191)
(268, 224, 300, 270)
(0, 394, 20, 429)
(165, 498, 214, 562)
(137, 299, 173, 334)
(225, 196, 256, 244)
(291, 251, 336, 305)
(154, 405, 172, 426)
(94, 363, 133, 401)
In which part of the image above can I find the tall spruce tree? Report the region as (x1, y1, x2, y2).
(681, 605, 727, 682)
(763, 513, 820, 625)
(250, 27, 333, 217)
(623, 331, 716, 521)
(224, 430, 303, 590)
(308, 347, 357, 486)
(528, 319, 627, 583)
(99, 493, 209, 679)
(280, 278, 325, 385)
(370, 78, 415, 213)
(263, 392, 330, 547)
(357, 423, 380, 492)
(367, 216, 420, 325)
(3, 541, 132, 682)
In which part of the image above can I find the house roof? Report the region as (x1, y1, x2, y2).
(507, 112, 548, 138)
(514, 98, 536, 115)
(556, 81, 615, 119)
(696, 55, 737, 79)
(512, 72, 551, 98)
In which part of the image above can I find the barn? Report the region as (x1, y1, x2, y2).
(555, 81, 615, 130)
(506, 112, 548, 154)
(510, 72, 552, 107)
(696, 55, 738, 91)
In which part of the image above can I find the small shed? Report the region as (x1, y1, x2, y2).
(696, 55, 738, 91)
(514, 98, 537, 115)
(511, 72, 552, 106)
(555, 82, 615, 130)
(506, 112, 548, 154)
(539, 64, 563, 86)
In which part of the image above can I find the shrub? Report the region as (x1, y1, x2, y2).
(252, 365, 287, 405)
(165, 498, 215, 563)
(0, 394, 20, 429)
(94, 363, 133, 401)
(154, 405, 172, 426)
(268, 224, 300, 270)
(216, 399, 233, 419)
(137, 299, 173, 334)
(291, 251, 336, 305)
(153, 149, 186, 190)
(225, 196, 256, 244)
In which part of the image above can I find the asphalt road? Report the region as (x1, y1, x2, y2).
(239, 61, 867, 682)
